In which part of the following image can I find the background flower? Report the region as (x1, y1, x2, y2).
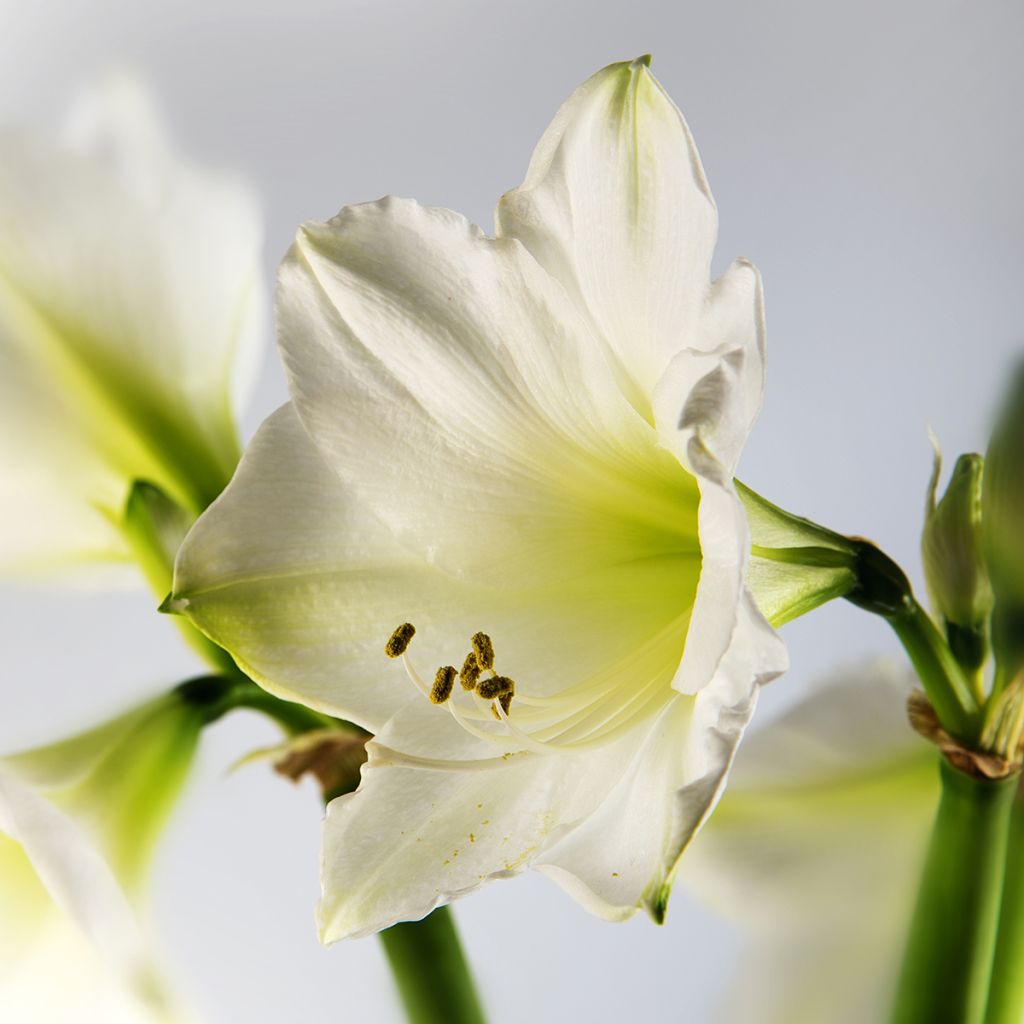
(0, 73, 263, 580)
(685, 660, 938, 1024)
(0, 694, 204, 1022)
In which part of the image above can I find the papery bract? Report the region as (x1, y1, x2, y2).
(172, 57, 788, 940)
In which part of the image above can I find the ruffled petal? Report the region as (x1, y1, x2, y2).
(318, 700, 638, 941)
(641, 258, 780, 703)
(536, 592, 784, 922)
(496, 57, 718, 410)
(277, 195, 695, 588)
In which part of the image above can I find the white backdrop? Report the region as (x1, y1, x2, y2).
(1, 1, 1022, 1020)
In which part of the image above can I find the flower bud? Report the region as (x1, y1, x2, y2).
(922, 451, 992, 631)
(984, 365, 1024, 609)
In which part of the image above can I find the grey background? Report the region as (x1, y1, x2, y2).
(1, 1, 1022, 1021)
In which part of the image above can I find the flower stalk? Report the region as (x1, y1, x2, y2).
(889, 760, 1017, 1024)
(979, 787, 1024, 1023)
(378, 908, 486, 1024)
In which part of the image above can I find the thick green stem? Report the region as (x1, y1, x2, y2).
(890, 760, 1017, 1024)
(982, 788, 1024, 1023)
(379, 908, 486, 1024)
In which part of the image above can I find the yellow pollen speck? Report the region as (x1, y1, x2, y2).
(471, 632, 495, 671)
(469, 833, 476, 843)
(430, 666, 456, 704)
(459, 652, 481, 690)
(385, 623, 415, 658)
(612, 872, 620, 878)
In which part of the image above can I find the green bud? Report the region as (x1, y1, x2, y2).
(984, 366, 1024, 608)
(922, 451, 993, 631)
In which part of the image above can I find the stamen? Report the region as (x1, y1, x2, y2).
(386, 618, 682, 758)
(471, 632, 495, 671)
(400, 653, 433, 700)
(385, 623, 416, 658)
(430, 666, 457, 704)
(476, 675, 515, 700)
(459, 652, 481, 691)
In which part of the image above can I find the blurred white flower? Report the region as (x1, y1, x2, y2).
(0, 694, 203, 1021)
(171, 56, 787, 940)
(685, 660, 938, 1024)
(0, 72, 264, 579)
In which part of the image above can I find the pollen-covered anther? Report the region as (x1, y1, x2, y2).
(476, 675, 515, 701)
(430, 666, 457, 704)
(385, 623, 416, 658)
(459, 652, 481, 691)
(471, 632, 495, 672)
(497, 691, 514, 719)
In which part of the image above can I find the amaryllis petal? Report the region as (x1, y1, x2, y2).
(278, 196, 690, 589)
(496, 57, 718, 413)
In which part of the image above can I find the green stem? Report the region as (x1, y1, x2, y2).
(982, 786, 1024, 1023)
(379, 907, 486, 1024)
(889, 600, 982, 742)
(890, 760, 1017, 1024)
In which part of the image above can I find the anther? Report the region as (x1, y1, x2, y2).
(471, 632, 495, 671)
(498, 692, 514, 717)
(430, 666, 457, 704)
(476, 675, 515, 701)
(459, 652, 481, 691)
(385, 623, 416, 658)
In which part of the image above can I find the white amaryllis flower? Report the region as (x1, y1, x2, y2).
(0, 696, 202, 1021)
(170, 56, 787, 940)
(0, 73, 264, 579)
(685, 660, 938, 1024)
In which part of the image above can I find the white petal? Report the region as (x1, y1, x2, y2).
(535, 697, 694, 920)
(277, 196, 694, 588)
(536, 593, 784, 921)
(175, 403, 701, 731)
(685, 660, 938, 1024)
(496, 57, 718, 408)
(318, 700, 637, 941)
(643, 261, 779, 702)
(0, 770, 147, 989)
(0, 775, 184, 1021)
(173, 404, 434, 732)
(651, 259, 766, 478)
(0, 75, 264, 575)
